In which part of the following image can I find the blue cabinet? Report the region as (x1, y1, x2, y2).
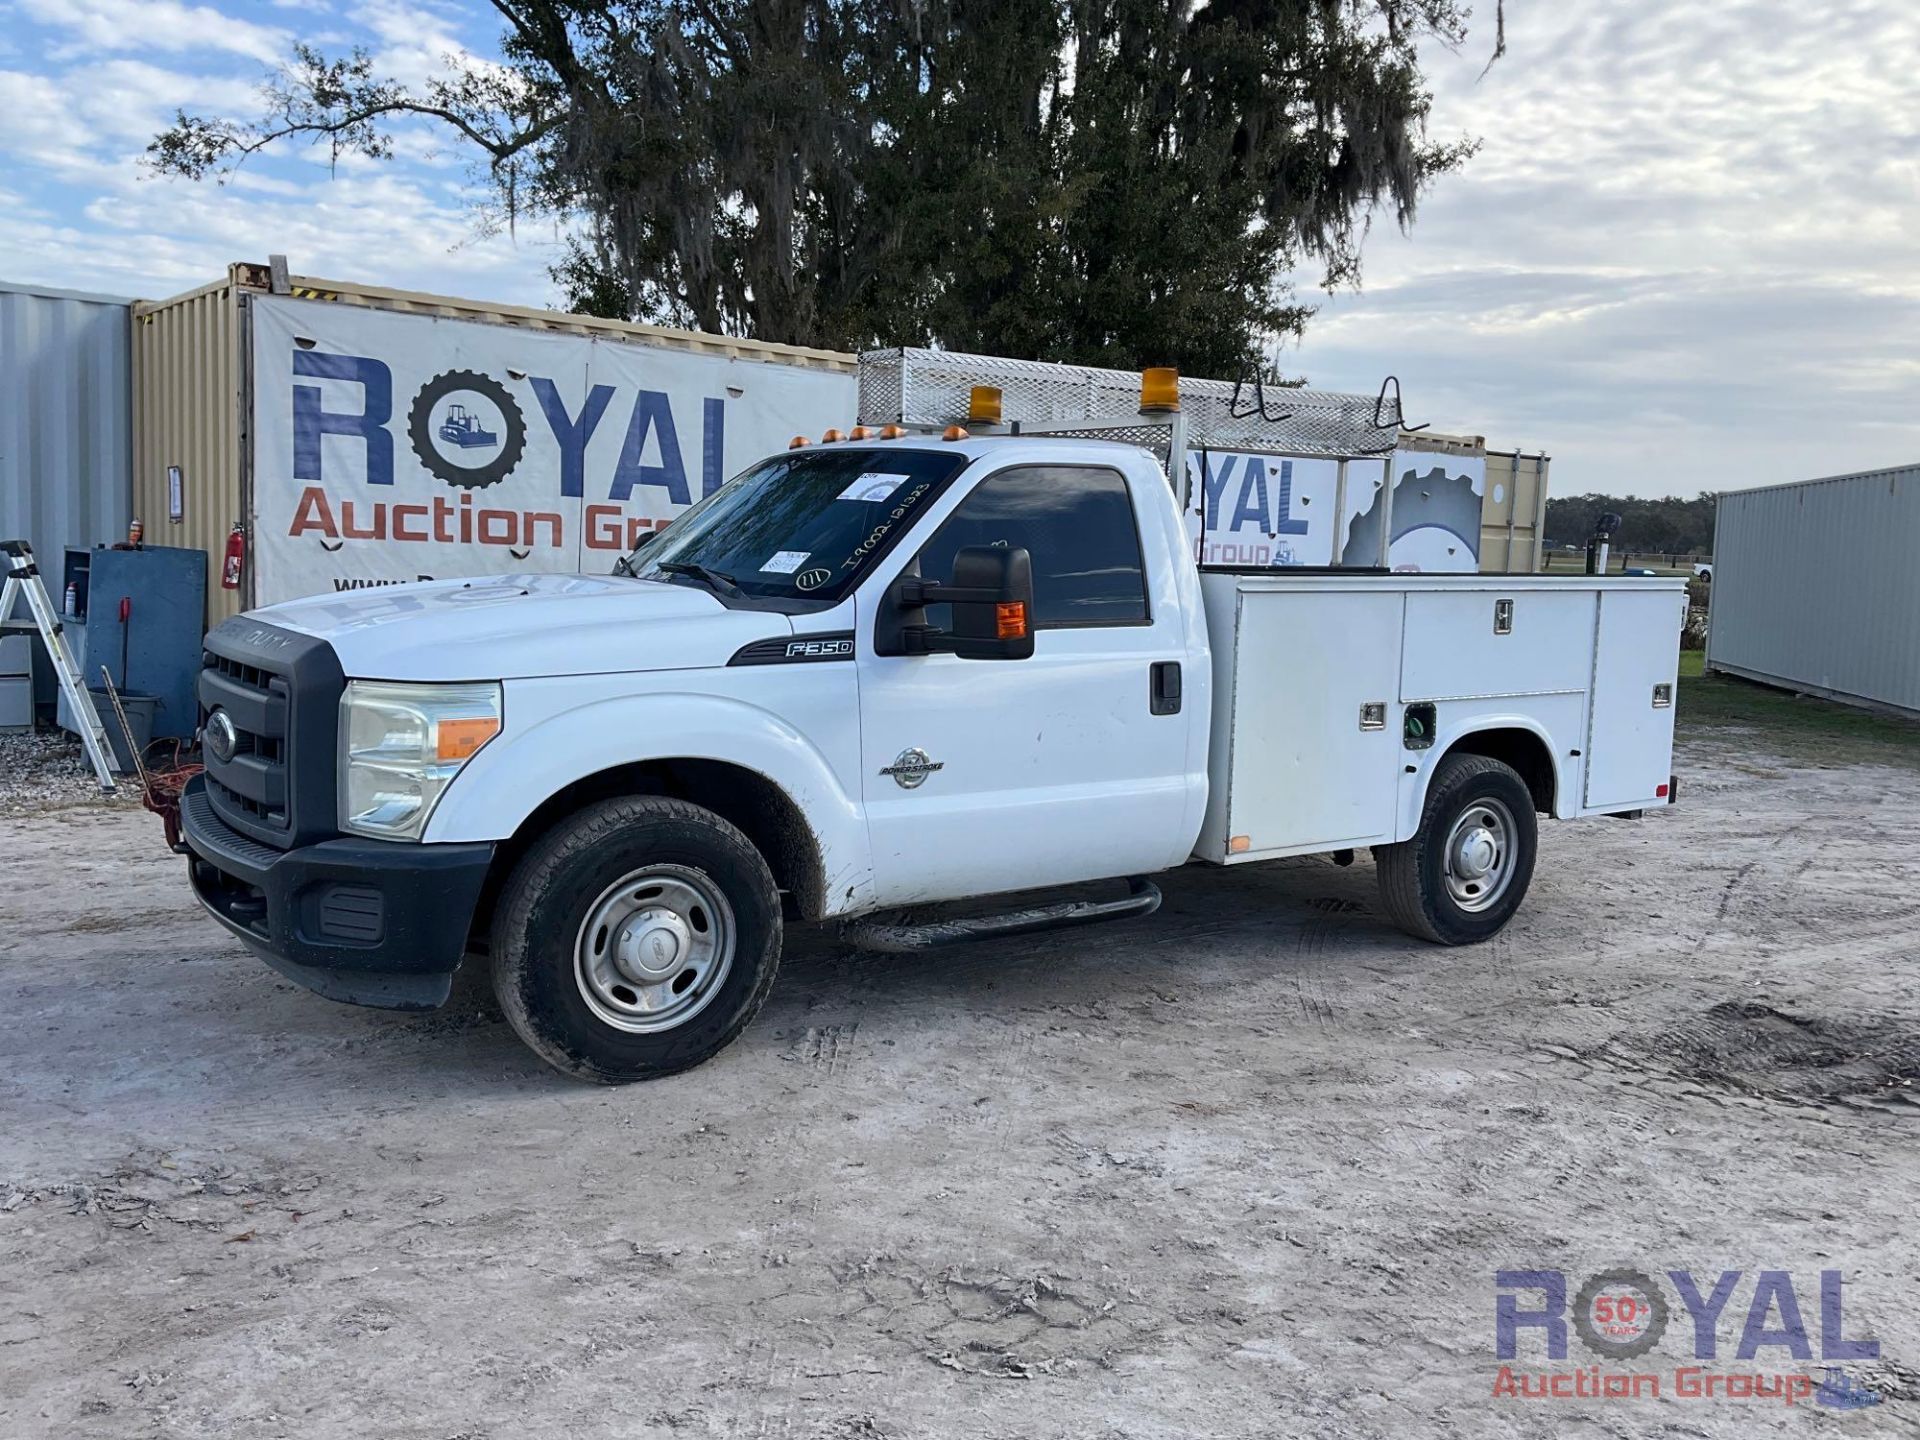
(60, 545, 206, 741)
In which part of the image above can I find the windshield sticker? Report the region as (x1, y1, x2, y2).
(795, 567, 833, 591)
(761, 550, 810, 575)
(837, 473, 910, 503)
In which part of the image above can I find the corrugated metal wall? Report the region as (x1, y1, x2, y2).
(1707, 464, 1920, 717)
(132, 275, 242, 623)
(133, 263, 860, 626)
(0, 281, 133, 574)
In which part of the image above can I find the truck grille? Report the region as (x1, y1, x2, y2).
(199, 619, 344, 850)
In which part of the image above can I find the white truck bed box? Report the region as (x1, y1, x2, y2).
(1195, 572, 1688, 863)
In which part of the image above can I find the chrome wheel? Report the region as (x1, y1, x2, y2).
(1442, 798, 1517, 913)
(575, 864, 735, 1033)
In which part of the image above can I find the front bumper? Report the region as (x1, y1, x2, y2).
(180, 777, 495, 1011)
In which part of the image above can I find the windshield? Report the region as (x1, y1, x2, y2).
(624, 447, 969, 604)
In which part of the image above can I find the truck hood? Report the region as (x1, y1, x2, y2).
(253, 573, 792, 681)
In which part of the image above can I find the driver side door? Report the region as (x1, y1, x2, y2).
(856, 463, 1198, 906)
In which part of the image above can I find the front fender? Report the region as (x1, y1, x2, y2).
(424, 687, 876, 915)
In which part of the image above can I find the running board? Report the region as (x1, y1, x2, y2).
(839, 878, 1162, 954)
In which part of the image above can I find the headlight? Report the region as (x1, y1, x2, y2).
(338, 681, 502, 840)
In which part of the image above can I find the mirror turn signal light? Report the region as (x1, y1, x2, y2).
(995, 601, 1028, 641)
(437, 716, 501, 762)
(942, 425, 970, 441)
(879, 424, 908, 439)
(1139, 366, 1180, 413)
(788, 435, 811, 449)
(968, 385, 1003, 424)
(821, 427, 845, 443)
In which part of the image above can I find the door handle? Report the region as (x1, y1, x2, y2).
(1150, 661, 1182, 716)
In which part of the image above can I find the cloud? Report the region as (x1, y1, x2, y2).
(1292, 0, 1920, 496)
(16, 0, 290, 64)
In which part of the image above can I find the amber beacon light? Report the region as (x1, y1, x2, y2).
(1139, 367, 1181, 413)
(968, 385, 1003, 424)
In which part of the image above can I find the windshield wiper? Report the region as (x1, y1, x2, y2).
(656, 561, 744, 597)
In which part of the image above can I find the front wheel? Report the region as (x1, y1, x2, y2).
(1375, 754, 1538, 944)
(492, 797, 783, 1082)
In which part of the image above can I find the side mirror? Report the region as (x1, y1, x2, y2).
(878, 545, 1035, 660)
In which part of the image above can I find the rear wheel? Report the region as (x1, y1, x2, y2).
(1376, 753, 1537, 944)
(492, 796, 782, 1082)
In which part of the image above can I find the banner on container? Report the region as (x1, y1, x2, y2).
(250, 297, 856, 604)
(1182, 447, 1484, 572)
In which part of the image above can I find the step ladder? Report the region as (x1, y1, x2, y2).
(0, 540, 118, 793)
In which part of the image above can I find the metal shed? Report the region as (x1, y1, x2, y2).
(1707, 464, 1920, 718)
(0, 281, 133, 723)
(0, 280, 133, 571)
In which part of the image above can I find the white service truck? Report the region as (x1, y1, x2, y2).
(179, 375, 1684, 1083)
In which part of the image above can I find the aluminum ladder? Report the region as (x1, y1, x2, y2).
(0, 541, 118, 793)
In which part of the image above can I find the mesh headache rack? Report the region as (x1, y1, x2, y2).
(857, 346, 1409, 460)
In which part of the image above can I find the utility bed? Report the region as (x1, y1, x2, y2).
(1194, 571, 1688, 864)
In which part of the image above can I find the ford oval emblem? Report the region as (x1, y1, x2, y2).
(204, 709, 238, 765)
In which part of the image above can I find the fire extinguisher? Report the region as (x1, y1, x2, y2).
(221, 523, 246, 591)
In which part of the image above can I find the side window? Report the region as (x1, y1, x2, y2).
(915, 465, 1149, 629)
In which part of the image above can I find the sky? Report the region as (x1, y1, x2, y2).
(2, 0, 1916, 499)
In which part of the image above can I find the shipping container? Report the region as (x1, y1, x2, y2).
(1707, 464, 1920, 718)
(133, 262, 859, 625)
(1481, 449, 1551, 574)
(1, 281, 134, 723)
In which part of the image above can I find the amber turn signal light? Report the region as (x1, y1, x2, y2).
(995, 601, 1028, 641)
(437, 716, 500, 762)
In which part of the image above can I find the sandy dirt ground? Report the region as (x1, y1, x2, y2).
(2, 723, 1916, 1439)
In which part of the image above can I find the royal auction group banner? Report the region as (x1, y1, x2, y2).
(1183, 446, 1486, 572)
(250, 296, 857, 604)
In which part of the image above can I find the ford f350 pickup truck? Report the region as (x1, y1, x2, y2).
(180, 382, 1684, 1083)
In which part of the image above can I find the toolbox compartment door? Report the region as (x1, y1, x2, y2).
(1583, 588, 1684, 810)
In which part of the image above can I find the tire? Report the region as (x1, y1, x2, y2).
(1375, 753, 1538, 945)
(492, 797, 782, 1083)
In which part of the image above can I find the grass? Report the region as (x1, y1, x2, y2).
(1678, 649, 1920, 768)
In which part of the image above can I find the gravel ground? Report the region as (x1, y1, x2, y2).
(0, 729, 138, 818)
(1, 721, 1916, 1438)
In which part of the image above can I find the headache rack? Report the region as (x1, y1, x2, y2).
(857, 347, 1432, 569)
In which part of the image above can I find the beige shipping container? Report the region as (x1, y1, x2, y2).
(131, 262, 857, 626)
(1482, 448, 1551, 573)
(1392, 431, 1550, 574)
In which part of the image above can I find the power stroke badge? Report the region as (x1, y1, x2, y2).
(880, 748, 944, 789)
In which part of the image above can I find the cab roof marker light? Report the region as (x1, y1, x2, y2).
(788, 434, 811, 449)
(821, 427, 846, 443)
(848, 425, 876, 440)
(942, 425, 970, 441)
(879, 424, 908, 439)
